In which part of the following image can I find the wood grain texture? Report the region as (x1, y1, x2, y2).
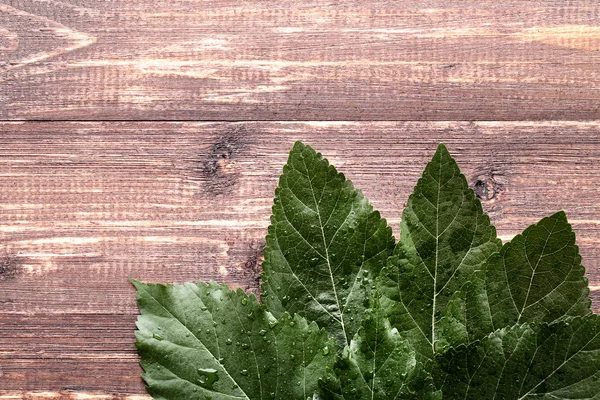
(1, 0, 600, 121)
(0, 121, 599, 395)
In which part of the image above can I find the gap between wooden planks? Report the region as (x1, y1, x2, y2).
(0, 120, 599, 395)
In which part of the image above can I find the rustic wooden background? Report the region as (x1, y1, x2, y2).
(1, 1, 599, 398)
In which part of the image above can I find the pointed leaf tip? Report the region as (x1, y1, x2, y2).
(552, 209, 568, 221)
(289, 141, 320, 164)
(129, 278, 144, 289)
(292, 140, 307, 151)
(435, 142, 450, 156)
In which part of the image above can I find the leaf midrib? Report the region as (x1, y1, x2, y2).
(371, 320, 378, 400)
(228, 291, 264, 400)
(518, 219, 558, 324)
(302, 157, 349, 345)
(431, 157, 442, 354)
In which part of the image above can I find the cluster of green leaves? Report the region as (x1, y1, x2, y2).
(133, 142, 600, 399)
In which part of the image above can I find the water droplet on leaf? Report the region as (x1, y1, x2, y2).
(197, 368, 219, 389)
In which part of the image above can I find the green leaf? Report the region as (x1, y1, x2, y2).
(133, 141, 599, 400)
(319, 296, 441, 400)
(262, 142, 395, 347)
(133, 280, 335, 400)
(437, 315, 600, 399)
(457, 211, 593, 342)
(377, 144, 501, 359)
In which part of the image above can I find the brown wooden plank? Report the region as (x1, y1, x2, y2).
(0, 393, 148, 400)
(0, 121, 599, 394)
(2, 1, 600, 121)
(0, 314, 146, 396)
(0, 391, 149, 400)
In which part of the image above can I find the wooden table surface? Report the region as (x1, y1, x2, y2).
(1, 1, 599, 398)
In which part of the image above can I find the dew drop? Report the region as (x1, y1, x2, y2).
(197, 368, 219, 390)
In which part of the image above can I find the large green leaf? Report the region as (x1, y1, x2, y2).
(454, 211, 593, 342)
(262, 142, 395, 347)
(319, 296, 441, 400)
(437, 315, 600, 399)
(133, 280, 335, 400)
(377, 144, 501, 359)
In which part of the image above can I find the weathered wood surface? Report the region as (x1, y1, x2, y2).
(2, 0, 600, 121)
(3, 0, 600, 397)
(0, 121, 599, 397)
